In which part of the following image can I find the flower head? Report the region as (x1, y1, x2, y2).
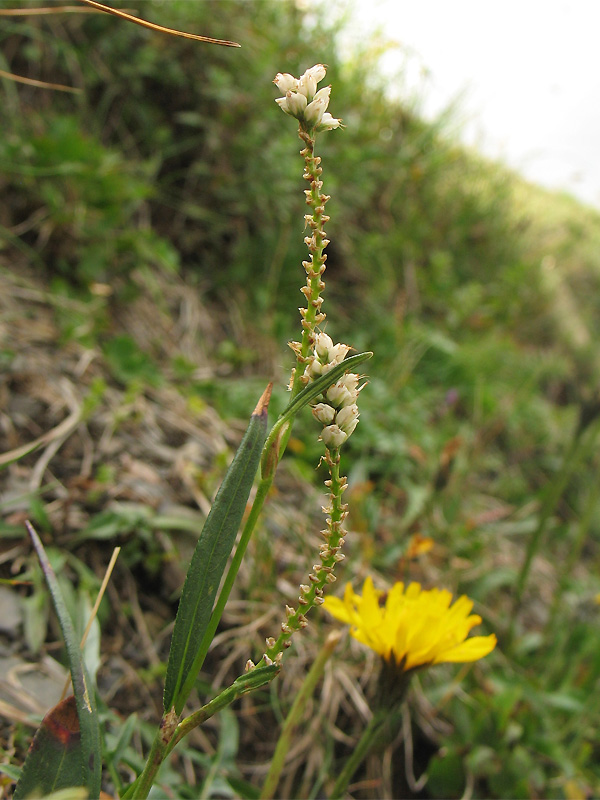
(323, 577, 497, 672)
(274, 64, 342, 131)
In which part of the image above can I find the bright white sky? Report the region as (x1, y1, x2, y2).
(323, 0, 600, 209)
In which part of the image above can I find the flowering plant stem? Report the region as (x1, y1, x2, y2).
(329, 708, 391, 799)
(125, 720, 173, 799)
(129, 65, 351, 798)
(264, 445, 347, 663)
(127, 665, 279, 799)
(294, 128, 329, 377)
(128, 358, 370, 795)
(127, 359, 370, 795)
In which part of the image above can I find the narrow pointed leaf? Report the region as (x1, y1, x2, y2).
(164, 387, 270, 714)
(19, 523, 102, 798)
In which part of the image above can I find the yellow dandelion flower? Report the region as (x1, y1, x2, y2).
(323, 576, 496, 671)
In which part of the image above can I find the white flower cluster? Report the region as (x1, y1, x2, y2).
(310, 332, 361, 448)
(274, 65, 342, 131)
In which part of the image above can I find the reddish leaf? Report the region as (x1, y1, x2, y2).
(14, 696, 84, 799)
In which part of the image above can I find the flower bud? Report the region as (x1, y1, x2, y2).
(340, 373, 360, 394)
(329, 342, 350, 364)
(274, 65, 340, 133)
(314, 331, 333, 359)
(274, 72, 298, 93)
(304, 98, 325, 125)
(318, 112, 343, 131)
(275, 96, 291, 114)
(340, 416, 359, 437)
(321, 424, 348, 448)
(308, 357, 324, 378)
(326, 381, 353, 408)
(286, 90, 307, 117)
(336, 403, 359, 432)
(312, 403, 336, 425)
(304, 86, 331, 125)
(298, 72, 318, 99)
(313, 86, 331, 106)
(302, 64, 327, 84)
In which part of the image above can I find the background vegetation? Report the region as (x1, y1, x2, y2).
(1, 1, 600, 797)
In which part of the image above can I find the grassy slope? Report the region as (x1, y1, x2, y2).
(1, 2, 600, 798)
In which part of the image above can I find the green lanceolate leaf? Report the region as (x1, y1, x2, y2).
(17, 523, 102, 799)
(164, 386, 271, 715)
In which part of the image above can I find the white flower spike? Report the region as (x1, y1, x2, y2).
(274, 64, 342, 131)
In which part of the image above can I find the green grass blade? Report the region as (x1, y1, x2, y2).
(19, 523, 102, 799)
(164, 386, 270, 714)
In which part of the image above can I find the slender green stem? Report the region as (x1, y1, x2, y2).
(173, 681, 252, 748)
(125, 709, 178, 799)
(123, 667, 279, 798)
(170, 665, 280, 752)
(170, 692, 235, 751)
(263, 445, 347, 663)
(329, 710, 389, 799)
(260, 631, 342, 800)
(297, 130, 328, 360)
(288, 124, 330, 400)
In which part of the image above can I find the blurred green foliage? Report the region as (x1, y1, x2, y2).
(2, 1, 600, 798)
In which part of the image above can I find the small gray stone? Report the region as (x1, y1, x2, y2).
(0, 586, 23, 635)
